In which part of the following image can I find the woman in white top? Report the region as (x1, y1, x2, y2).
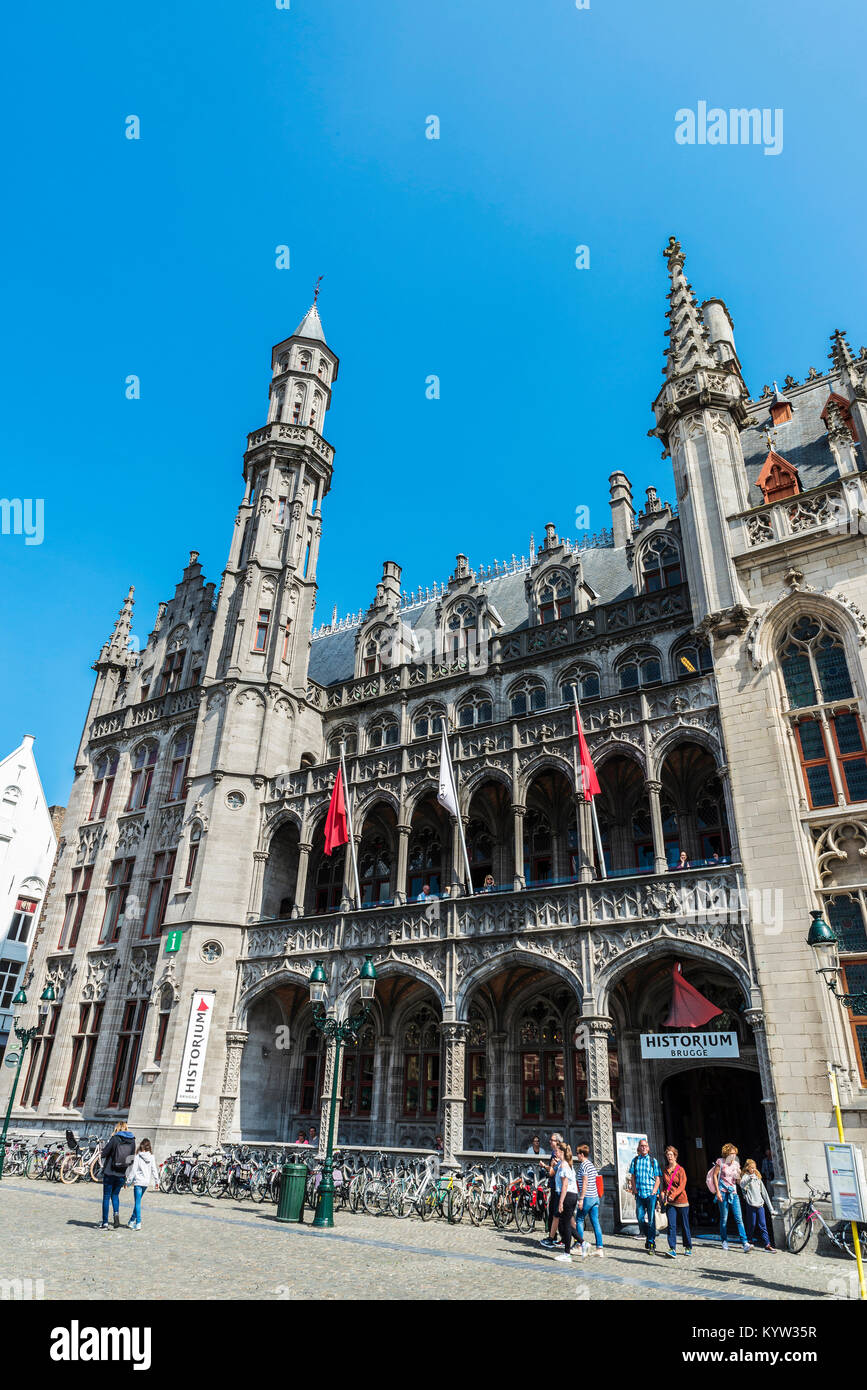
(125, 1139, 160, 1231)
(554, 1144, 580, 1263)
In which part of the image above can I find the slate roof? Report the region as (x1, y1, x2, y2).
(741, 370, 843, 502)
(308, 544, 636, 688)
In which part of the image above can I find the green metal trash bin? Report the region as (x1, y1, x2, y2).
(276, 1161, 308, 1223)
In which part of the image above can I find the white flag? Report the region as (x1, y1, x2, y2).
(437, 729, 459, 817)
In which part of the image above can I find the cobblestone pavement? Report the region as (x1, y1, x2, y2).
(0, 1176, 856, 1301)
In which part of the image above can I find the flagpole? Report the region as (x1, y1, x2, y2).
(446, 728, 474, 896)
(573, 691, 607, 881)
(339, 741, 362, 909)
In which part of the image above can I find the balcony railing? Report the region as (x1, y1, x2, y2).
(242, 863, 748, 962)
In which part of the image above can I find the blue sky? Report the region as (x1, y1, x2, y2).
(2, 0, 865, 803)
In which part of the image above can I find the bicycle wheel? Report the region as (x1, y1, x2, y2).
(787, 1212, 813, 1254)
(467, 1189, 484, 1226)
(491, 1191, 513, 1230)
(190, 1163, 209, 1196)
(362, 1180, 384, 1216)
(159, 1163, 177, 1195)
(25, 1150, 45, 1179)
(174, 1168, 191, 1196)
(446, 1186, 465, 1224)
(206, 1167, 227, 1198)
(416, 1188, 437, 1221)
(840, 1222, 867, 1259)
(250, 1170, 268, 1203)
(59, 1153, 80, 1185)
(388, 1183, 410, 1218)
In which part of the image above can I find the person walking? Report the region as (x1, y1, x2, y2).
(125, 1139, 159, 1231)
(739, 1159, 777, 1252)
(97, 1121, 136, 1229)
(539, 1135, 564, 1249)
(660, 1145, 692, 1258)
(712, 1142, 752, 1253)
(574, 1144, 604, 1257)
(627, 1138, 661, 1252)
(553, 1144, 580, 1263)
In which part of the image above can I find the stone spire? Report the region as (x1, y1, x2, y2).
(661, 237, 716, 380)
(292, 302, 327, 345)
(829, 328, 854, 371)
(95, 586, 135, 668)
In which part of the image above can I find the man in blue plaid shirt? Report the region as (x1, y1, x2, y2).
(627, 1138, 661, 1252)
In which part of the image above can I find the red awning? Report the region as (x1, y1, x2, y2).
(663, 962, 722, 1029)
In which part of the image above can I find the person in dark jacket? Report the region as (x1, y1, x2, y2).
(98, 1122, 136, 1229)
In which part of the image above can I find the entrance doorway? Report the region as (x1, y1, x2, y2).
(661, 1067, 768, 1223)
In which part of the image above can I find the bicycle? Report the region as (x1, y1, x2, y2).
(59, 1132, 103, 1184)
(786, 1174, 867, 1258)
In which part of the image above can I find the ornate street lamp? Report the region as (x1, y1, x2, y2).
(0, 983, 56, 1180)
(806, 910, 867, 1013)
(307, 956, 377, 1229)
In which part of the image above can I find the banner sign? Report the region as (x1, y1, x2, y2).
(825, 1142, 867, 1222)
(640, 1031, 739, 1060)
(615, 1131, 648, 1225)
(175, 991, 216, 1107)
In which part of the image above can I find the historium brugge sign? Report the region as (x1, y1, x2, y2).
(175, 990, 216, 1107)
(640, 1031, 740, 1060)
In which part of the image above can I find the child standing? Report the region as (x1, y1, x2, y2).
(125, 1139, 160, 1231)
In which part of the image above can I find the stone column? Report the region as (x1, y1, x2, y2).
(744, 1007, 788, 1216)
(394, 824, 411, 905)
(579, 1016, 615, 1168)
(291, 841, 312, 919)
(441, 1021, 469, 1169)
(317, 1033, 341, 1158)
(512, 804, 526, 890)
(370, 1032, 393, 1142)
(644, 780, 668, 876)
(216, 1029, 249, 1143)
(249, 851, 269, 919)
(715, 766, 739, 862)
(574, 794, 595, 882)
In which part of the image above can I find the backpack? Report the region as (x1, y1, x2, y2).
(706, 1161, 720, 1194)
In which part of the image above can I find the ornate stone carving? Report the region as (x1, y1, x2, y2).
(127, 947, 156, 998)
(156, 806, 184, 849)
(813, 820, 867, 885)
(116, 815, 145, 855)
(81, 953, 111, 1002)
(76, 824, 104, 865)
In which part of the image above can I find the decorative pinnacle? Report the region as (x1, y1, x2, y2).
(313, 274, 323, 306)
(661, 235, 715, 379)
(829, 328, 854, 369)
(96, 585, 135, 667)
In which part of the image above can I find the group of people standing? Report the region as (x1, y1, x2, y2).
(626, 1138, 777, 1256)
(97, 1120, 160, 1230)
(528, 1132, 605, 1262)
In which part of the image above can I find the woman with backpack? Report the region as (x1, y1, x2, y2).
(574, 1144, 604, 1257)
(125, 1139, 160, 1231)
(710, 1142, 752, 1253)
(97, 1121, 136, 1229)
(660, 1145, 692, 1258)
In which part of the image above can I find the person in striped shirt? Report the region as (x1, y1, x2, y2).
(574, 1144, 604, 1256)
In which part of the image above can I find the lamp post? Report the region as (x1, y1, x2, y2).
(0, 983, 56, 1180)
(307, 956, 377, 1229)
(806, 909, 867, 1300)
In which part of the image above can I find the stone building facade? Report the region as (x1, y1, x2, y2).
(6, 245, 867, 1207)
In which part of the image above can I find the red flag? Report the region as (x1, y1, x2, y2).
(663, 963, 722, 1029)
(575, 709, 601, 798)
(324, 766, 348, 856)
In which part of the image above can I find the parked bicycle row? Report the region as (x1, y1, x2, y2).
(1, 1130, 104, 1183)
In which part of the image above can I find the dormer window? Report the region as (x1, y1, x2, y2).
(641, 536, 682, 593)
(363, 638, 381, 676)
(538, 573, 572, 624)
(445, 602, 478, 660)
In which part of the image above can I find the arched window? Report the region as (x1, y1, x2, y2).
(695, 776, 731, 861)
(368, 720, 399, 750)
(641, 535, 682, 592)
(88, 751, 119, 821)
(617, 650, 662, 691)
(559, 667, 600, 704)
(291, 390, 305, 425)
(362, 631, 383, 676)
(402, 1007, 440, 1118)
(518, 1000, 565, 1121)
(185, 822, 202, 887)
(444, 602, 479, 660)
(673, 639, 712, 680)
(340, 1023, 374, 1117)
(327, 728, 357, 759)
(412, 706, 444, 740)
(466, 819, 494, 888)
(309, 392, 323, 428)
(538, 572, 572, 625)
(272, 387, 285, 422)
(299, 1026, 324, 1113)
(523, 808, 553, 883)
(509, 679, 547, 717)
(466, 1009, 487, 1119)
(359, 837, 392, 906)
(824, 893, 867, 1084)
(126, 743, 158, 811)
(314, 848, 344, 913)
(316, 358, 329, 382)
(457, 692, 493, 728)
(167, 730, 193, 802)
(157, 646, 187, 696)
(408, 825, 444, 898)
(778, 614, 866, 808)
(299, 352, 311, 372)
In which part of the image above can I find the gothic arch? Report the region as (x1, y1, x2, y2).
(461, 763, 514, 802)
(236, 966, 315, 1028)
(262, 806, 303, 846)
(649, 724, 722, 777)
(353, 959, 446, 1013)
(517, 753, 575, 801)
(455, 947, 583, 1017)
(593, 936, 753, 1018)
(592, 739, 647, 776)
(354, 788, 401, 825)
(748, 587, 867, 672)
(404, 778, 443, 816)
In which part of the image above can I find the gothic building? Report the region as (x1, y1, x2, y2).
(6, 244, 867, 1211)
